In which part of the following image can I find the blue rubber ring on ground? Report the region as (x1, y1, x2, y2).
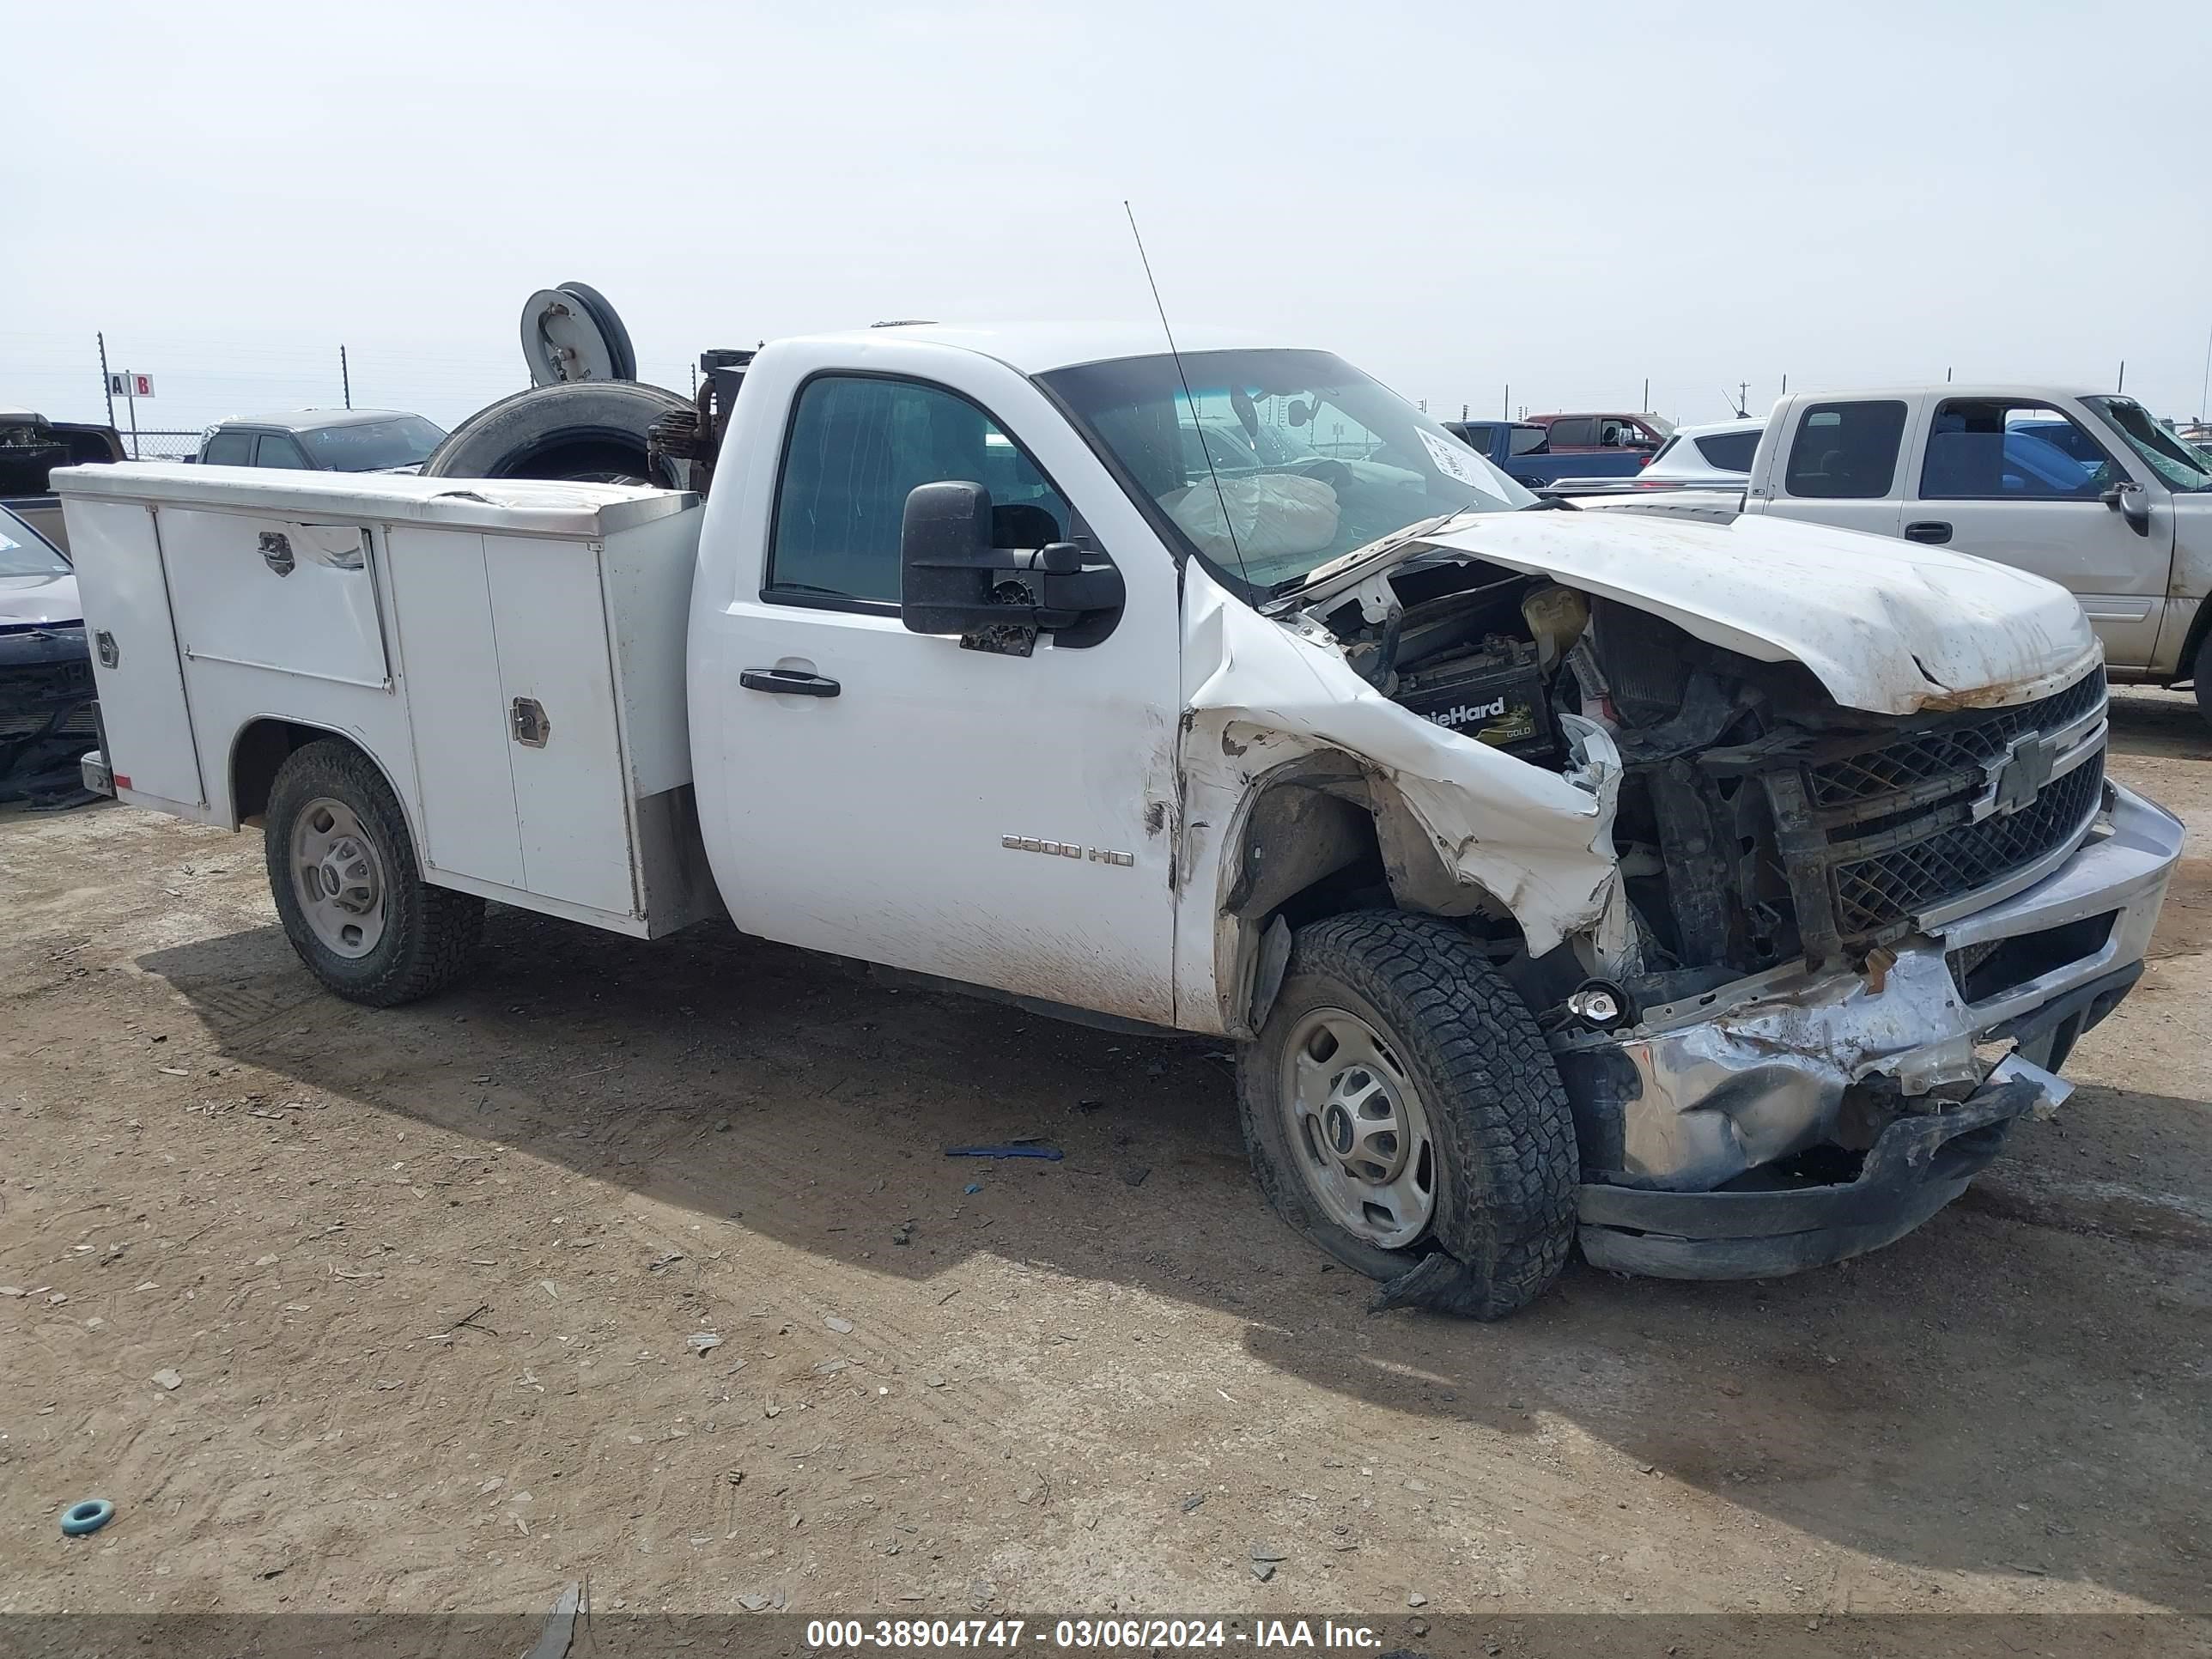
(61, 1498, 114, 1536)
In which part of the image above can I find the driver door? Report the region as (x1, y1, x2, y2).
(695, 360, 1184, 1025)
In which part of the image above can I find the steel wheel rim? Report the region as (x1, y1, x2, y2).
(1278, 1006, 1437, 1249)
(289, 797, 386, 959)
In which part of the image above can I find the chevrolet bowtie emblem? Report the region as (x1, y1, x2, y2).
(1985, 732, 2059, 819)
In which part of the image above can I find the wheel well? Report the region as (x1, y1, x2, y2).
(230, 720, 393, 827)
(2175, 605, 2212, 688)
(1225, 777, 1389, 929)
(1218, 766, 1540, 1037)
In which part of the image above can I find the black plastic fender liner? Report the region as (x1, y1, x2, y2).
(422, 380, 692, 489)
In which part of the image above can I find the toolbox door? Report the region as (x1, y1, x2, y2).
(483, 536, 635, 915)
(64, 498, 205, 807)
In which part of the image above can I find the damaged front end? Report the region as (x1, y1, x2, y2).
(0, 624, 100, 804)
(1199, 511, 2180, 1279)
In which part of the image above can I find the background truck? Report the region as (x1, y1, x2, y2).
(2, 405, 125, 553)
(1571, 385, 2212, 721)
(1442, 418, 1652, 488)
(57, 323, 2180, 1316)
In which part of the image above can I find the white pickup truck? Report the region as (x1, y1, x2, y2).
(55, 325, 2184, 1316)
(1572, 385, 2212, 720)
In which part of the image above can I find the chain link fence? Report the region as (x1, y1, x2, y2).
(118, 429, 202, 462)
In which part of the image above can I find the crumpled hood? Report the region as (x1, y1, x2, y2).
(0, 571, 81, 628)
(1389, 510, 2100, 716)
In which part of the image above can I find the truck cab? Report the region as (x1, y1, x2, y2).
(1, 406, 125, 553)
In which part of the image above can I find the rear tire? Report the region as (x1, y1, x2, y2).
(2193, 631, 2212, 728)
(264, 739, 483, 1006)
(1237, 911, 1579, 1319)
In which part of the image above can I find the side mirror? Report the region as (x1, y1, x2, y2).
(2100, 480, 2152, 536)
(899, 481, 1124, 653)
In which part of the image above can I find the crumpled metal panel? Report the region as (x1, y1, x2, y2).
(1583, 783, 2182, 1191)
(1177, 562, 1631, 965)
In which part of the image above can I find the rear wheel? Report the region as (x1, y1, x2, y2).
(2193, 631, 2212, 728)
(264, 740, 483, 1006)
(1237, 911, 1579, 1319)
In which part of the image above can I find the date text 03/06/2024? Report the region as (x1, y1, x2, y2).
(802, 1620, 1388, 1650)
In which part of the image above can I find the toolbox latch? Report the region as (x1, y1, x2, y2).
(510, 696, 552, 749)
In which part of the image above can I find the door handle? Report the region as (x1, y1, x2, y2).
(1904, 520, 1953, 545)
(740, 667, 841, 698)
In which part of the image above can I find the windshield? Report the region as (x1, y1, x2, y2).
(301, 415, 447, 471)
(0, 506, 70, 578)
(1038, 349, 1534, 594)
(2082, 397, 2212, 493)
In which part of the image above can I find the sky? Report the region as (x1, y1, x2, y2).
(7, 0, 2210, 441)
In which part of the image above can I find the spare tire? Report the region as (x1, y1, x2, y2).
(422, 380, 691, 489)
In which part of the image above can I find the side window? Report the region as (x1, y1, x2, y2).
(1920, 399, 2113, 500)
(768, 375, 1071, 608)
(1547, 416, 1598, 447)
(1784, 400, 1906, 499)
(253, 434, 310, 470)
(1695, 430, 1760, 471)
(201, 429, 253, 465)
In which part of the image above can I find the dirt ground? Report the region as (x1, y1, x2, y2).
(2, 691, 2207, 1638)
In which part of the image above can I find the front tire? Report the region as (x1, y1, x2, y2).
(1237, 912, 1579, 1319)
(264, 739, 483, 1006)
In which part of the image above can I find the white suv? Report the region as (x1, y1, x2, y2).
(1638, 416, 1764, 484)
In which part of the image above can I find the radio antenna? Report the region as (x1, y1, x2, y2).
(1123, 201, 1251, 592)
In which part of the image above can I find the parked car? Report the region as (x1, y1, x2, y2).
(197, 409, 448, 473)
(60, 323, 2177, 1315)
(0, 501, 97, 801)
(1, 405, 125, 552)
(1634, 416, 1764, 485)
(1442, 418, 1650, 487)
(1573, 385, 2212, 721)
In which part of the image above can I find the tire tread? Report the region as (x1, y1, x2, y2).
(1239, 910, 1578, 1320)
(264, 740, 483, 1007)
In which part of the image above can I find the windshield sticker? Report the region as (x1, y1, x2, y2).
(1419, 428, 1494, 489)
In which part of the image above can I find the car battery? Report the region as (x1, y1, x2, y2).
(1392, 635, 1555, 760)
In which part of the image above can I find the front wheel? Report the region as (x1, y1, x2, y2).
(1237, 911, 1579, 1319)
(264, 739, 483, 1006)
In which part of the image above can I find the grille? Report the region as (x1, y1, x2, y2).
(0, 659, 100, 744)
(1807, 668, 2106, 808)
(0, 704, 98, 742)
(1829, 751, 2103, 937)
(1753, 667, 2108, 952)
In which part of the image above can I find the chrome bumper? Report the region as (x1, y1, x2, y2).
(1561, 781, 2180, 1268)
(80, 748, 113, 798)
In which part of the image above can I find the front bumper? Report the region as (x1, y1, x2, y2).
(1564, 781, 2182, 1279)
